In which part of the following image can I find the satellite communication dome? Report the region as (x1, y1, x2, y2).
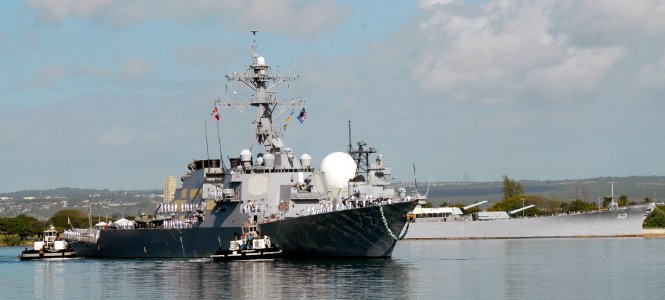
(300, 154, 312, 168)
(240, 149, 252, 162)
(263, 153, 275, 168)
(320, 152, 356, 190)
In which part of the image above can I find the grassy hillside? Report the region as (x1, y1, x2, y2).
(408, 176, 665, 207)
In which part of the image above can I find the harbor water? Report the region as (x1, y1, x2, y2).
(2, 238, 665, 299)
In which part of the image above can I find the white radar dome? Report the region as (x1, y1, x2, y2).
(300, 154, 312, 168)
(263, 153, 275, 168)
(240, 149, 252, 162)
(320, 152, 356, 190)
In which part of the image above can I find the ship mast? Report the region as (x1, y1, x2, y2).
(223, 31, 303, 153)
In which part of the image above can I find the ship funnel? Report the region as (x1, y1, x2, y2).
(264, 153, 275, 168)
(300, 154, 312, 168)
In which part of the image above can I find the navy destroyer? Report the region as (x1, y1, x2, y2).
(65, 31, 416, 258)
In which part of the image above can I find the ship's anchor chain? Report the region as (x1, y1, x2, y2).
(398, 221, 410, 240)
(379, 205, 398, 241)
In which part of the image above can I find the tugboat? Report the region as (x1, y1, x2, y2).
(19, 225, 76, 260)
(211, 224, 282, 262)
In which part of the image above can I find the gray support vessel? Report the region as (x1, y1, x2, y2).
(403, 202, 654, 240)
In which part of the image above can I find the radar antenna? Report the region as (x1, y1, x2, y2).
(219, 31, 305, 153)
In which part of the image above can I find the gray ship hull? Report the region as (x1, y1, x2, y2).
(69, 201, 416, 258)
(403, 205, 651, 240)
(259, 201, 416, 257)
(69, 227, 240, 258)
(68, 201, 246, 258)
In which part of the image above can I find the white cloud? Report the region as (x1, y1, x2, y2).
(638, 54, 665, 90)
(27, 0, 349, 38)
(418, 0, 459, 9)
(412, 1, 564, 97)
(406, 0, 647, 102)
(27, 0, 114, 22)
(526, 47, 625, 94)
(560, 0, 665, 39)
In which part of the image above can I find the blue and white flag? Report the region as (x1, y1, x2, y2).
(297, 108, 307, 123)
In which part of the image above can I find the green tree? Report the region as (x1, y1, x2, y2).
(567, 199, 595, 212)
(6, 215, 47, 240)
(644, 206, 665, 228)
(602, 196, 613, 208)
(421, 202, 433, 208)
(618, 195, 629, 206)
(489, 196, 540, 216)
(2, 235, 21, 246)
(502, 175, 523, 200)
(51, 209, 88, 230)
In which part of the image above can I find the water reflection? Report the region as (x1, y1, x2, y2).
(34, 260, 66, 299)
(5, 239, 665, 299)
(50, 257, 414, 299)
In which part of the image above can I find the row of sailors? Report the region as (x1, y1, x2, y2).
(241, 204, 264, 213)
(306, 203, 334, 215)
(64, 229, 100, 242)
(347, 198, 393, 208)
(242, 196, 398, 217)
(162, 218, 199, 229)
(158, 202, 205, 213)
(302, 198, 395, 216)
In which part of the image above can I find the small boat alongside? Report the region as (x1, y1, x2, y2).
(19, 225, 76, 260)
(211, 224, 281, 262)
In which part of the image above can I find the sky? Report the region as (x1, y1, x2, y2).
(1, 0, 665, 192)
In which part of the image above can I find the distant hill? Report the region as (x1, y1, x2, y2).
(0, 187, 162, 218)
(401, 176, 665, 207)
(2, 176, 665, 218)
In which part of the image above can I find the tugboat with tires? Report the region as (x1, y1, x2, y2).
(19, 225, 76, 260)
(211, 224, 281, 262)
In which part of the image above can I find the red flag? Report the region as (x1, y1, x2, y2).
(211, 106, 220, 121)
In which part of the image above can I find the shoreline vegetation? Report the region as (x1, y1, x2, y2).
(0, 209, 125, 247)
(3, 176, 665, 246)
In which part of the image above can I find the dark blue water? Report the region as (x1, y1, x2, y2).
(2, 238, 665, 299)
